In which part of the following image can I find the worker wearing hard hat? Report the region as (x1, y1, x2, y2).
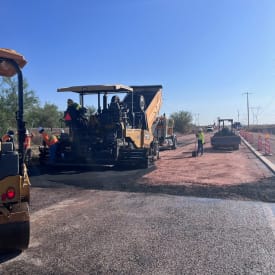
(196, 128, 205, 156)
(38, 127, 59, 163)
(2, 130, 15, 149)
(24, 129, 33, 163)
(2, 130, 14, 142)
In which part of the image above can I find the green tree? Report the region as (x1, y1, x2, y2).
(170, 111, 193, 133)
(25, 103, 63, 128)
(0, 76, 39, 134)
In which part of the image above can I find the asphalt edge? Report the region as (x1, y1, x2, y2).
(240, 136, 275, 174)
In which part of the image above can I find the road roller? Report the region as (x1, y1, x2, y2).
(0, 48, 30, 251)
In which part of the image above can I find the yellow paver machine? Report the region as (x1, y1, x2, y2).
(39, 85, 162, 168)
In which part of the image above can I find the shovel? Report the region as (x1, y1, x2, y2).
(192, 138, 198, 157)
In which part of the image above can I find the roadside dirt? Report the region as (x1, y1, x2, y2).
(135, 133, 275, 202)
(141, 133, 273, 186)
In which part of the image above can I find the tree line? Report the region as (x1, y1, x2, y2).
(0, 76, 193, 135)
(0, 77, 64, 135)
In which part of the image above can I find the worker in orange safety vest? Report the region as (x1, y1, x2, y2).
(1, 130, 15, 149)
(38, 127, 59, 163)
(64, 98, 81, 121)
(24, 129, 33, 163)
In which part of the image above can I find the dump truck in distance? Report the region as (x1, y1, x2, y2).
(39, 84, 162, 168)
(0, 48, 30, 251)
(153, 114, 177, 150)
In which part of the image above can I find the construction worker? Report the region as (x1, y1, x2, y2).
(65, 98, 88, 129)
(24, 129, 33, 164)
(38, 127, 59, 163)
(2, 130, 15, 149)
(67, 98, 80, 109)
(2, 130, 14, 142)
(196, 128, 205, 156)
(65, 98, 81, 121)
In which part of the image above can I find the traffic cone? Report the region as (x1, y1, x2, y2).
(264, 134, 272, 156)
(257, 135, 263, 152)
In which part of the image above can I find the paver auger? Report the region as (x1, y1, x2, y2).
(0, 49, 30, 251)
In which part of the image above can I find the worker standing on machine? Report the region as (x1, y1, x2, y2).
(196, 128, 205, 156)
(65, 98, 81, 121)
(24, 129, 33, 165)
(38, 127, 59, 163)
(65, 98, 87, 129)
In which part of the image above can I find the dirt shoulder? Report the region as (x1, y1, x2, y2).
(137, 133, 275, 202)
(142, 133, 273, 185)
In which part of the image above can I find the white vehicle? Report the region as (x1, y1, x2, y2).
(206, 125, 214, 132)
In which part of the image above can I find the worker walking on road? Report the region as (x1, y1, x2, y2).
(196, 128, 205, 156)
(38, 127, 59, 163)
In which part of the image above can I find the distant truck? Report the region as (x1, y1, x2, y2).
(211, 119, 241, 150)
(153, 114, 177, 150)
(206, 125, 214, 132)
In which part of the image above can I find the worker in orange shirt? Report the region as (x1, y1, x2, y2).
(1, 130, 15, 149)
(38, 127, 59, 163)
(24, 129, 33, 164)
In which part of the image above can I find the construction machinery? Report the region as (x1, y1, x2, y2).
(153, 114, 177, 150)
(211, 118, 241, 150)
(39, 85, 162, 168)
(0, 49, 30, 250)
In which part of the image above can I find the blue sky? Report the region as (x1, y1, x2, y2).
(2, 0, 275, 125)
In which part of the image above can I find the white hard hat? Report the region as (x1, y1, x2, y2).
(199, 128, 203, 132)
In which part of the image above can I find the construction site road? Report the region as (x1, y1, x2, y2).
(0, 133, 274, 274)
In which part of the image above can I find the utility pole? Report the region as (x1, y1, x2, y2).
(193, 113, 200, 126)
(250, 106, 261, 125)
(243, 92, 252, 128)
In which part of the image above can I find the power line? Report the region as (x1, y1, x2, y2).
(193, 113, 200, 126)
(250, 106, 261, 125)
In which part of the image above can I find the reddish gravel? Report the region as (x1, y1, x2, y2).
(140, 133, 274, 186)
